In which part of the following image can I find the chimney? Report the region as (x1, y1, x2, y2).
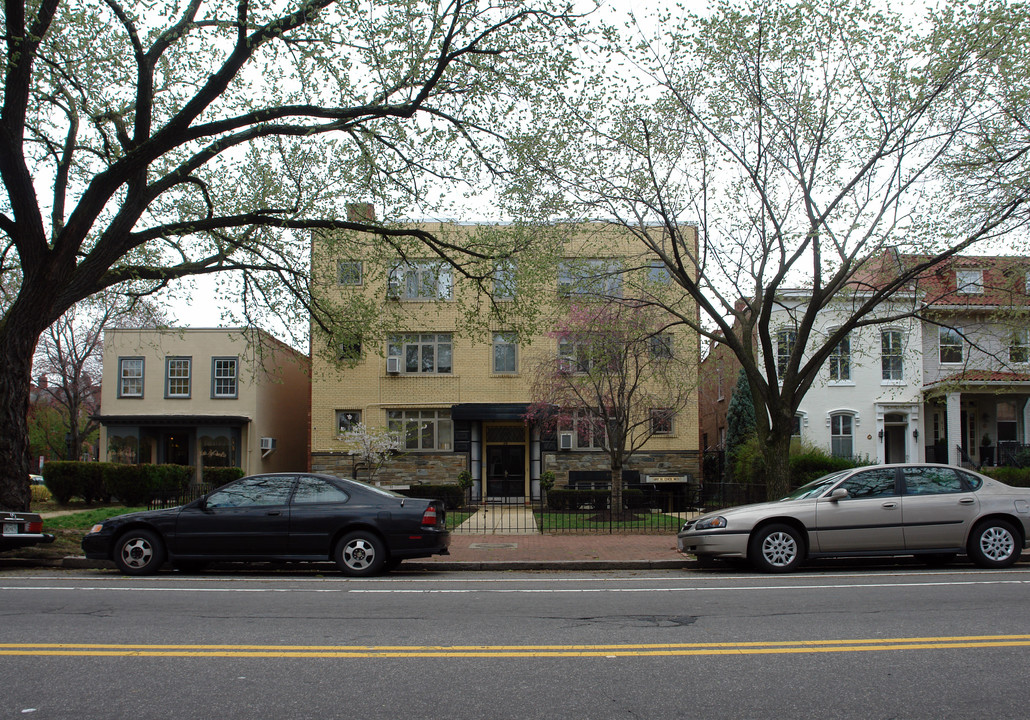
(346, 202, 375, 222)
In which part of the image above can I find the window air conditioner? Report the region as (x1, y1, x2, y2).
(259, 437, 277, 451)
(558, 431, 574, 451)
(386, 356, 401, 374)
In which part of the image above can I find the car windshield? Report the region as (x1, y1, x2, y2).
(780, 470, 851, 501)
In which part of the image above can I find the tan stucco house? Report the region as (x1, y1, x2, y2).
(97, 327, 310, 482)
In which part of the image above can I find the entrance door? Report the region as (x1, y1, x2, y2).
(486, 445, 525, 501)
(164, 432, 190, 466)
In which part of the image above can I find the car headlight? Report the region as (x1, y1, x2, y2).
(87, 524, 104, 534)
(694, 516, 727, 531)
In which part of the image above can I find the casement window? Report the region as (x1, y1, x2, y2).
(212, 357, 238, 398)
(118, 358, 144, 398)
(1010, 329, 1029, 364)
(881, 329, 904, 381)
(777, 329, 797, 379)
(388, 334, 453, 374)
(938, 327, 964, 364)
(336, 410, 361, 434)
(494, 259, 517, 300)
(651, 408, 674, 435)
(649, 333, 673, 359)
(337, 260, 362, 286)
(830, 413, 854, 458)
(165, 357, 191, 398)
(558, 339, 592, 374)
(647, 261, 671, 284)
(492, 332, 518, 373)
(956, 269, 984, 294)
(559, 411, 606, 450)
(828, 332, 851, 382)
(557, 259, 622, 298)
(387, 261, 453, 301)
(388, 409, 453, 451)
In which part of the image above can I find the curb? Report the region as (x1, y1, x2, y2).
(2, 556, 691, 572)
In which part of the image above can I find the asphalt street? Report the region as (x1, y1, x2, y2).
(2, 565, 1029, 719)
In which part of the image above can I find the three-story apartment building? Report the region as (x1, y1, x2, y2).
(309, 219, 701, 501)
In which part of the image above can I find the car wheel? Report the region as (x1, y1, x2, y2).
(968, 519, 1021, 568)
(749, 523, 804, 573)
(334, 531, 387, 577)
(114, 529, 165, 576)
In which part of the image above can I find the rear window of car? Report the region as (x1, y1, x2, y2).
(292, 476, 349, 504)
(903, 467, 965, 495)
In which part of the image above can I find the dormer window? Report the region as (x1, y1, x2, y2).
(956, 269, 984, 294)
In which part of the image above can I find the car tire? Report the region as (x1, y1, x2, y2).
(968, 519, 1021, 568)
(334, 531, 387, 577)
(748, 523, 804, 573)
(113, 529, 165, 576)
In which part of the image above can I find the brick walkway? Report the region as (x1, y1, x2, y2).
(419, 532, 685, 564)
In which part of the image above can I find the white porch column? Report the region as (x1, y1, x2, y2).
(946, 392, 962, 466)
(1023, 401, 1030, 445)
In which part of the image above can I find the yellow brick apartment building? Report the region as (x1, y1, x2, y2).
(309, 219, 700, 502)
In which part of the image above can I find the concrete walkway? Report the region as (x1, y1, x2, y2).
(452, 506, 538, 535)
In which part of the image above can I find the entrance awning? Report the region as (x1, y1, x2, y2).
(451, 403, 533, 421)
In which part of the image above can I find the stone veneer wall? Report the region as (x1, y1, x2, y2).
(542, 450, 701, 485)
(311, 452, 468, 486)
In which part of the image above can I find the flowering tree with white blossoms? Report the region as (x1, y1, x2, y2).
(340, 423, 402, 485)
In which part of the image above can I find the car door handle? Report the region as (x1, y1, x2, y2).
(882, 502, 898, 509)
(266, 511, 282, 516)
(959, 498, 975, 505)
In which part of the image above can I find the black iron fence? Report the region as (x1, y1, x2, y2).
(444, 481, 767, 534)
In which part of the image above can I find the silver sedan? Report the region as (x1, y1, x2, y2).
(677, 464, 1030, 572)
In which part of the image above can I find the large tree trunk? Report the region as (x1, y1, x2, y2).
(0, 323, 40, 511)
(760, 430, 794, 501)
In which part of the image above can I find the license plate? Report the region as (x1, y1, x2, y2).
(2, 522, 18, 535)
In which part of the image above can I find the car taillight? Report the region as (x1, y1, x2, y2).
(421, 506, 438, 526)
(26, 521, 43, 533)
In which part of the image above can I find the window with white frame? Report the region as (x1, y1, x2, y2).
(165, 357, 191, 398)
(387, 261, 453, 301)
(336, 410, 361, 434)
(956, 269, 984, 294)
(557, 259, 622, 298)
(388, 409, 453, 451)
(1010, 329, 1029, 364)
(212, 357, 238, 398)
(777, 329, 797, 379)
(118, 357, 144, 398)
(830, 413, 854, 458)
(881, 329, 904, 381)
(828, 332, 851, 382)
(651, 408, 674, 435)
(493, 259, 516, 300)
(492, 332, 518, 373)
(337, 260, 362, 286)
(388, 334, 452, 374)
(938, 327, 964, 364)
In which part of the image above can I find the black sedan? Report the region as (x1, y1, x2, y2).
(1, 510, 55, 552)
(82, 473, 450, 576)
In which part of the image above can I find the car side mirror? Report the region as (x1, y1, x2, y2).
(830, 488, 849, 502)
(192, 497, 207, 510)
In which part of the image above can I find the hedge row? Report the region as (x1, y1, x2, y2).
(397, 483, 466, 509)
(43, 461, 195, 505)
(980, 467, 1030, 488)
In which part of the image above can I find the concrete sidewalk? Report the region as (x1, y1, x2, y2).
(1, 533, 691, 572)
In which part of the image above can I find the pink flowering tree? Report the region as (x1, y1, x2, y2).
(525, 303, 694, 516)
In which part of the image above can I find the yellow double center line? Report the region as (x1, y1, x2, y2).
(2, 635, 1029, 658)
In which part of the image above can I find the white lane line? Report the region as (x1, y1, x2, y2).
(2, 579, 1030, 594)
